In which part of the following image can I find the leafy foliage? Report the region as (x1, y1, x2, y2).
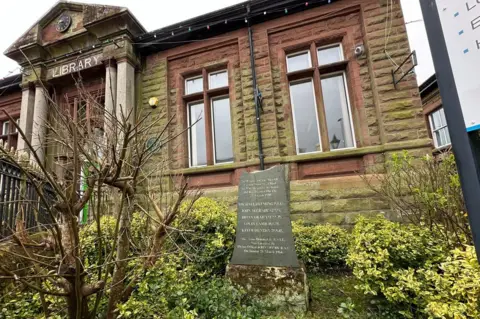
(381, 246, 480, 319)
(0, 290, 44, 319)
(173, 197, 236, 276)
(117, 256, 264, 319)
(0, 286, 65, 319)
(367, 151, 471, 248)
(347, 215, 447, 296)
(292, 221, 349, 271)
(80, 215, 117, 268)
(347, 215, 480, 318)
(80, 213, 149, 267)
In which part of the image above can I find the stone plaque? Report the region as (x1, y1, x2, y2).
(47, 54, 103, 79)
(230, 166, 299, 267)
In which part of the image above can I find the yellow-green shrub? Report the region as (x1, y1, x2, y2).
(382, 246, 480, 319)
(292, 221, 349, 271)
(347, 215, 447, 296)
(348, 215, 480, 318)
(173, 198, 236, 276)
(80, 215, 117, 267)
(117, 256, 264, 319)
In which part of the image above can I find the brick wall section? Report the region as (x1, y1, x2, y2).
(244, 29, 281, 158)
(142, 56, 168, 142)
(0, 92, 21, 119)
(203, 175, 390, 226)
(363, 1, 428, 143)
(422, 87, 442, 113)
(140, 0, 433, 224)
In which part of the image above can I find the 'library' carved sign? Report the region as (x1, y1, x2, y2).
(47, 54, 103, 79)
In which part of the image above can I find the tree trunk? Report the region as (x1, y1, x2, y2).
(60, 214, 88, 319)
(145, 226, 166, 267)
(106, 195, 133, 319)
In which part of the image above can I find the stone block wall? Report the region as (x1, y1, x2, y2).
(140, 0, 433, 224)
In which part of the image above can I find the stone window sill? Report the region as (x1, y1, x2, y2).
(169, 139, 432, 176)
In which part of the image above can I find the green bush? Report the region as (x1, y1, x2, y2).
(292, 221, 349, 271)
(370, 151, 470, 248)
(0, 291, 44, 319)
(173, 197, 236, 276)
(117, 256, 264, 319)
(347, 215, 447, 296)
(80, 212, 149, 268)
(80, 214, 117, 267)
(381, 245, 480, 319)
(347, 215, 480, 318)
(0, 286, 65, 319)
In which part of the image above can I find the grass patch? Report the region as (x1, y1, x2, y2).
(306, 272, 374, 318)
(269, 272, 383, 319)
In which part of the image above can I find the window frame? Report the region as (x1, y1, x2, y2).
(187, 100, 208, 168)
(289, 78, 323, 154)
(185, 75, 204, 95)
(208, 70, 229, 90)
(210, 95, 234, 165)
(429, 107, 451, 149)
(317, 43, 345, 66)
(0, 117, 20, 150)
(1, 121, 9, 136)
(285, 41, 356, 155)
(182, 66, 234, 168)
(286, 50, 312, 73)
(320, 70, 357, 151)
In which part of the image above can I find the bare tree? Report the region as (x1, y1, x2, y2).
(0, 72, 201, 319)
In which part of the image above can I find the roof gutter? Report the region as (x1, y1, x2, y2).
(419, 74, 437, 96)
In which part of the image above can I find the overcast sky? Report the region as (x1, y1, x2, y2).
(0, 0, 434, 84)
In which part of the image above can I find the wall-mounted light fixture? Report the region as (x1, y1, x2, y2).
(149, 97, 159, 109)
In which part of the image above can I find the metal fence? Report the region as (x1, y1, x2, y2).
(0, 158, 55, 239)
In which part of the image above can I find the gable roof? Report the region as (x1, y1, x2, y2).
(4, 0, 145, 56)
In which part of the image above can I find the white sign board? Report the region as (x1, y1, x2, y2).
(436, 0, 480, 132)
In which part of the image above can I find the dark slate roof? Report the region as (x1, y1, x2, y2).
(135, 0, 338, 53)
(419, 73, 437, 99)
(0, 74, 21, 93)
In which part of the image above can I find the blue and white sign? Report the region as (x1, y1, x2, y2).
(436, 0, 480, 132)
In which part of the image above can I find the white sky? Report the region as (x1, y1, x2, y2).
(0, 0, 435, 84)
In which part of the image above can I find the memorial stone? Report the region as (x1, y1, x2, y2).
(226, 166, 308, 313)
(230, 165, 299, 267)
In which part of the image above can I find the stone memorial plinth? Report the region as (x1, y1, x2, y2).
(226, 166, 308, 313)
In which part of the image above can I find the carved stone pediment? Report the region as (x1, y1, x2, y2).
(4, 1, 145, 66)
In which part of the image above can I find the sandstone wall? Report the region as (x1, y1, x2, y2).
(140, 0, 433, 224)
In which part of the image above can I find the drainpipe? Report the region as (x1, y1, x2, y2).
(247, 5, 265, 170)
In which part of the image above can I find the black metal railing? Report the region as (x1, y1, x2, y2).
(0, 158, 55, 239)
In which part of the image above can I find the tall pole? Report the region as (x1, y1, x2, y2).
(420, 0, 480, 261)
